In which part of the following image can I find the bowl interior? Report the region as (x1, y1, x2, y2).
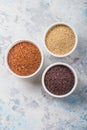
(6, 40, 43, 78)
(42, 63, 78, 98)
(45, 23, 78, 57)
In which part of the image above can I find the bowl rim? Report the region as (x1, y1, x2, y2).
(42, 62, 78, 98)
(5, 40, 43, 78)
(44, 22, 78, 57)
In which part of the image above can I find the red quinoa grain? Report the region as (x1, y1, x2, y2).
(8, 41, 41, 76)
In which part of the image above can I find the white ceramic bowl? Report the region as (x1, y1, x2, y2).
(42, 62, 78, 98)
(44, 23, 78, 57)
(5, 40, 43, 78)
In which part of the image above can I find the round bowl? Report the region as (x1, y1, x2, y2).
(42, 62, 78, 98)
(44, 23, 78, 57)
(5, 40, 43, 78)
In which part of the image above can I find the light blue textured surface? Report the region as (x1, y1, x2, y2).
(0, 0, 87, 130)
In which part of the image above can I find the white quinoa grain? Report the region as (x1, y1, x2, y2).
(45, 25, 75, 55)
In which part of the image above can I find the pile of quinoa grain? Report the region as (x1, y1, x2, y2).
(45, 24, 75, 55)
(8, 41, 41, 76)
(44, 65, 75, 95)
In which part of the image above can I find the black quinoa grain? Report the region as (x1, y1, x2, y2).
(44, 65, 75, 95)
